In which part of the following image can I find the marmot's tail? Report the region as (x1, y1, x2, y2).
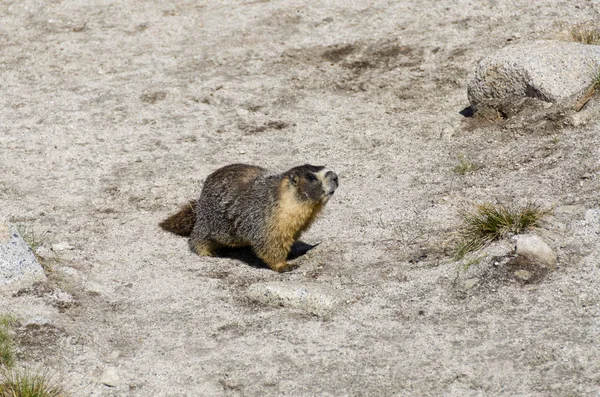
(159, 200, 197, 237)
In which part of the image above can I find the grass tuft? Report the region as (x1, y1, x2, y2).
(0, 316, 18, 368)
(568, 24, 600, 45)
(14, 225, 59, 274)
(590, 66, 600, 89)
(454, 201, 550, 259)
(0, 315, 68, 396)
(0, 317, 18, 331)
(452, 155, 479, 175)
(575, 65, 600, 112)
(0, 368, 66, 397)
(15, 225, 47, 255)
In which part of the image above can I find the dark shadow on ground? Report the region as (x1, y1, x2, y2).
(216, 241, 320, 269)
(459, 106, 475, 117)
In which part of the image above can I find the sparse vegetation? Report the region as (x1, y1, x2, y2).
(591, 66, 600, 89)
(15, 225, 47, 257)
(452, 154, 479, 175)
(0, 316, 68, 397)
(575, 66, 600, 111)
(14, 224, 59, 274)
(0, 316, 16, 368)
(462, 256, 484, 271)
(568, 23, 600, 45)
(566, 24, 600, 110)
(454, 201, 550, 259)
(0, 368, 66, 397)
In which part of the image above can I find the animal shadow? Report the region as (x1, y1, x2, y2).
(217, 241, 320, 269)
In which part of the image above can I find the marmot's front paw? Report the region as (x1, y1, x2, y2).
(270, 262, 293, 273)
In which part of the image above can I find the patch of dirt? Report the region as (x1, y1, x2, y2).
(279, 39, 426, 92)
(13, 282, 78, 312)
(16, 323, 65, 364)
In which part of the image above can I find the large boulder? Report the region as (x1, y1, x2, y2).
(467, 40, 600, 115)
(0, 221, 46, 292)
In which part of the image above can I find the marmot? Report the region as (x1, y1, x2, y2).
(159, 164, 339, 272)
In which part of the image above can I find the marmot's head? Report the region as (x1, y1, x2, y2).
(287, 164, 338, 203)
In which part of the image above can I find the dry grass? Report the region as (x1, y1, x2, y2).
(15, 225, 46, 256)
(0, 368, 66, 397)
(0, 316, 68, 397)
(454, 201, 550, 259)
(14, 224, 59, 274)
(452, 155, 479, 175)
(574, 65, 600, 112)
(0, 316, 18, 369)
(568, 24, 600, 45)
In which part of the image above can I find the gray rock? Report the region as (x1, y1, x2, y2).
(246, 281, 348, 316)
(463, 278, 480, 290)
(513, 235, 557, 268)
(468, 40, 600, 114)
(100, 366, 120, 387)
(0, 221, 46, 292)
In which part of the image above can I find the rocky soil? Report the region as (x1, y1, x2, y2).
(1, 0, 600, 396)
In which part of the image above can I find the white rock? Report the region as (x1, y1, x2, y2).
(0, 220, 46, 292)
(513, 235, 557, 268)
(468, 40, 600, 114)
(100, 366, 120, 387)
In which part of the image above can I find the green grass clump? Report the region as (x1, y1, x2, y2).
(452, 155, 479, 175)
(0, 316, 18, 368)
(0, 368, 66, 397)
(0, 315, 67, 397)
(454, 201, 550, 259)
(568, 24, 600, 45)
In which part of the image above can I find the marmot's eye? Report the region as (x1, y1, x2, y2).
(306, 173, 317, 182)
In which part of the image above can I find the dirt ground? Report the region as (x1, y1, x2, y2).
(1, 0, 600, 396)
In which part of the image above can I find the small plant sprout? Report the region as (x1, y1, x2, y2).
(452, 155, 479, 175)
(15, 224, 48, 255)
(454, 201, 550, 259)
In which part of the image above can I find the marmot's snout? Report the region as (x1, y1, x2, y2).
(323, 170, 339, 197)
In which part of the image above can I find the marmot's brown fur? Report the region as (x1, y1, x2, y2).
(159, 164, 339, 272)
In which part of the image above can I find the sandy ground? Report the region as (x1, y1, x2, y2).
(2, 0, 600, 395)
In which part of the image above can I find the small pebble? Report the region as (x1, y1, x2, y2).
(100, 366, 120, 387)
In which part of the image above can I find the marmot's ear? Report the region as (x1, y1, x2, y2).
(289, 171, 299, 185)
